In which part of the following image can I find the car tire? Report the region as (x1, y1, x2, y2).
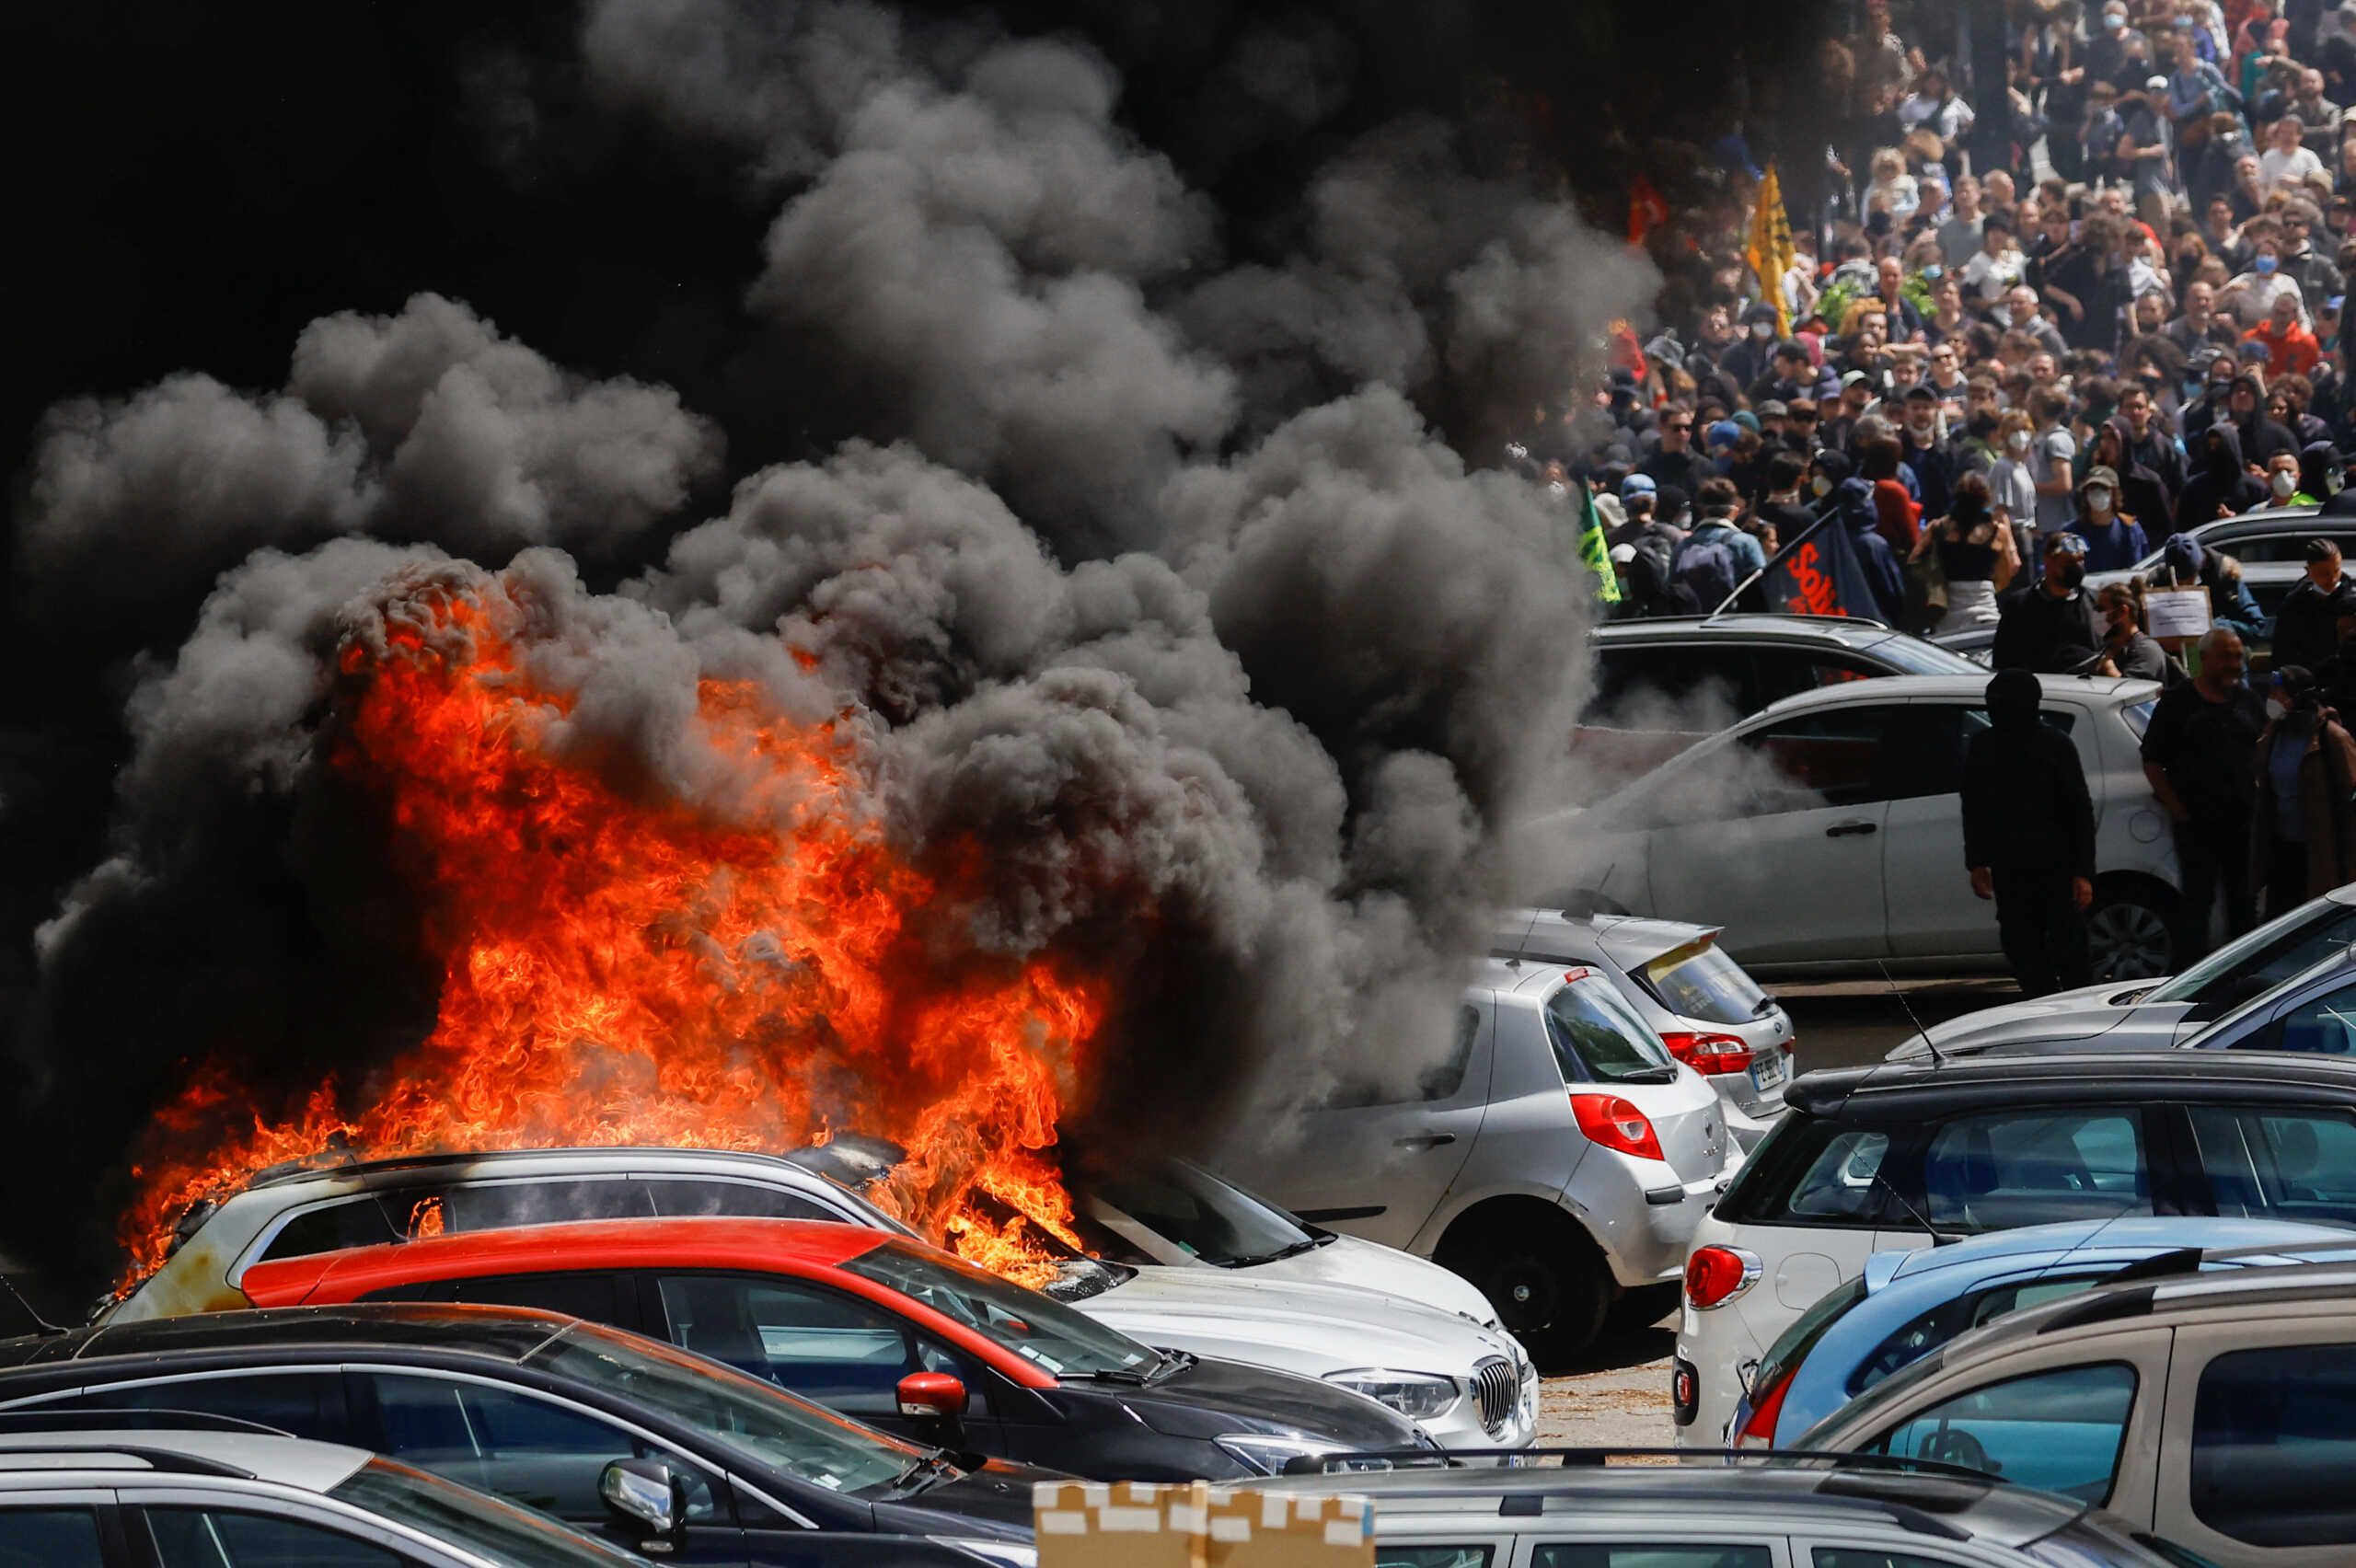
(2086, 878, 2176, 982)
(1439, 1209, 1611, 1372)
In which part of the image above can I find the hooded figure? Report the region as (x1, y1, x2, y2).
(2298, 441, 2342, 505)
(2249, 663, 2356, 914)
(2174, 421, 2269, 534)
(2100, 415, 2173, 535)
(1836, 474, 1909, 623)
(1962, 667, 2097, 997)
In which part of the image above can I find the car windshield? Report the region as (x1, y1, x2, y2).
(1544, 974, 1680, 1084)
(1091, 1161, 1315, 1267)
(330, 1456, 650, 1566)
(1642, 939, 1773, 1028)
(1753, 1274, 1867, 1400)
(1854, 633, 1984, 675)
(2186, 949, 2356, 1044)
(841, 1239, 1161, 1378)
(526, 1321, 918, 1494)
(2147, 899, 2356, 1005)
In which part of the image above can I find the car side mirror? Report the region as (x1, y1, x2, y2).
(600, 1458, 686, 1540)
(896, 1370, 969, 1447)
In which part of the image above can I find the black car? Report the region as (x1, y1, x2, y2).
(1721, 1050, 2356, 1236)
(0, 1304, 1045, 1566)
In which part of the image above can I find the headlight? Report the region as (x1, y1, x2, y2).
(1324, 1367, 1461, 1420)
(933, 1541, 1037, 1568)
(1216, 1431, 1348, 1476)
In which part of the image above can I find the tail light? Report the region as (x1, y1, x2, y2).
(1658, 1031, 1755, 1076)
(1569, 1093, 1664, 1161)
(1736, 1364, 1791, 1448)
(1682, 1245, 1762, 1309)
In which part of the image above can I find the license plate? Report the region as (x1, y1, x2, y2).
(1750, 1050, 1785, 1092)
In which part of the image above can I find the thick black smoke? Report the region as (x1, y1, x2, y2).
(2, 0, 1830, 1292)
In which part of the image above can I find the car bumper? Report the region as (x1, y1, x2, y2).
(1577, 1166, 1733, 1289)
(1670, 1310, 1773, 1447)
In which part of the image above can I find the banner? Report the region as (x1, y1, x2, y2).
(1761, 507, 1881, 619)
(1576, 482, 1622, 605)
(1745, 164, 1796, 338)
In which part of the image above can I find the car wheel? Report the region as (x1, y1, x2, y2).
(2086, 882, 2175, 981)
(1440, 1211, 1611, 1372)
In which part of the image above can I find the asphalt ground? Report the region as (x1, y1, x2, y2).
(1536, 974, 2021, 1447)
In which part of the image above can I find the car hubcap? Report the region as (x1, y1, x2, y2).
(2087, 901, 2171, 980)
(1490, 1258, 1557, 1330)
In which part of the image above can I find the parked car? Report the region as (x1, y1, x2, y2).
(1730, 1216, 2356, 1447)
(112, 1145, 1528, 1449)
(1575, 615, 1985, 795)
(1260, 1454, 2202, 1568)
(232, 1216, 1438, 1479)
(1796, 1251, 2356, 1567)
(0, 1303, 1045, 1563)
(1672, 1050, 2356, 1451)
(1550, 674, 2182, 981)
(1230, 959, 1741, 1365)
(1888, 886, 2356, 1062)
(0, 1424, 664, 1568)
(1492, 908, 1795, 1150)
(2087, 503, 2347, 626)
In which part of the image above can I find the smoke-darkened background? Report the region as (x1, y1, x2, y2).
(0, 0, 1835, 1302)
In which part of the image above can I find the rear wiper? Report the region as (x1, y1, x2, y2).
(1751, 995, 1783, 1019)
(1616, 1066, 1680, 1083)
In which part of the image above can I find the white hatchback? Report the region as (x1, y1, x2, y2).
(1549, 674, 2182, 982)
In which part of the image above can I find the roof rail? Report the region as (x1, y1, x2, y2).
(0, 1410, 293, 1441)
(2037, 1285, 2156, 1334)
(2096, 1248, 2206, 1286)
(1277, 1447, 1997, 1482)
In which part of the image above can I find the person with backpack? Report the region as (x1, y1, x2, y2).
(1832, 471, 1909, 624)
(1670, 477, 1765, 613)
(2248, 663, 2356, 917)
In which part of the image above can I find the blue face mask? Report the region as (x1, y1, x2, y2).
(2257, 254, 2280, 275)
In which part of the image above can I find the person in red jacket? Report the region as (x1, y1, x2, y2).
(2246, 288, 2324, 378)
(1861, 433, 1923, 556)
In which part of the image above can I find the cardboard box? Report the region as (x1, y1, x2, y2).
(1035, 1481, 1373, 1568)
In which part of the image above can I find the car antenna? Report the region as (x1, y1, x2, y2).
(1871, 1170, 1959, 1248)
(1880, 960, 1946, 1067)
(0, 1277, 64, 1337)
(1505, 907, 1539, 970)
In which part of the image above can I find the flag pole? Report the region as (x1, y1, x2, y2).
(1705, 496, 1843, 620)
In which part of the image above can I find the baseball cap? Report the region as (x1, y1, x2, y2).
(2146, 75, 2170, 92)
(1609, 543, 1638, 565)
(1841, 369, 1873, 388)
(1758, 398, 1790, 418)
(1903, 384, 1937, 402)
(1621, 473, 1657, 499)
(1705, 420, 1742, 450)
(2082, 465, 2120, 490)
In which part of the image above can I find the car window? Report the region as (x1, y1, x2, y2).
(1863, 1361, 2138, 1503)
(2150, 903, 2356, 1006)
(257, 1182, 663, 1266)
(1715, 1117, 1889, 1228)
(1741, 706, 1912, 810)
(1088, 1164, 1311, 1267)
(255, 1198, 406, 1264)
(1586, 646, 1758, 728)
(2190, 1343, 2356, 1548)
(1316, 1004, 1480, 1110)
(1377, 1551, 1495, 1568)
(370, 1270, 627, 1325)
(1544, 974, 1678, 1085)
(366, 1373, 717, 1527)
(2187, 1105, 2356, 1225)
(1750, 647, 1880, 706)
(146, 1509, 409, 1568)
(2223, 535, 2315, 563)
(2229, 978, 2356, 1055)
(1922, 1110, 2151, 1231)
(657, 1274, 921, 1417)
(1816, 1553, 1977, 1568)
(1848, 1274, 2112, 1396)
(1641, 942, 1772, 1029)
(0, 1510, 105, 1568)
(642, 1180, 838, 1221)
(58, 1371, 345, 1438)
(1530, 1548, 1773, 1568)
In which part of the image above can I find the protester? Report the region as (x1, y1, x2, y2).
(1913, 471, 2019, 636)
(1963, 668, 2096, 997)
(2248, 663, 2356, 917)
(1993, 532, 2108, 673)
(2068, 465, 2152, 570)
(2271, 537, 2356, 673)
(2142, 627, 2268, 961)
(2096, 579, 2175, 681)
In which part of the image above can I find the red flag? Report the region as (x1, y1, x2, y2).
(1627, 175, 1670, 246)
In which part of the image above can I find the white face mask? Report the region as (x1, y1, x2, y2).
(2086, 487, 2113, 511)
(2268, 697, 2291, 721)
(2273, 470, 2301, 497)
(1751, 320, 1773, 338)
(1811, 474, 1832, 496)
(2105, 12, 2127, 29)
(2007, 430, 2032, 452)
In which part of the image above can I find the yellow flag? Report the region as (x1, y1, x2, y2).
(1746, 164, 1796, 339)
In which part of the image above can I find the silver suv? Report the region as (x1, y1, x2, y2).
(1229, 960, 1739, 1363)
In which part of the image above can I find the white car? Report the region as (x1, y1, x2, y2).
(1494, 909, 1794, 1150)
(115, 1145, 1535, 1451)
(1550, 674, 2183, 981)
(1229, 960, 1739, 1364)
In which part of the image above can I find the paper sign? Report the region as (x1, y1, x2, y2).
(1036, 1481, 1375, 1568)
(2145, 586, 2212, 642)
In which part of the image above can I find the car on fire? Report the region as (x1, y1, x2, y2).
(0, 1303, 1046, 1565)
(223, 1216, 1437, 1480)
(1550, 673, 2185, 982)
(1228, 958, 1742, 1366)
(109, 1145, 1534, 1451)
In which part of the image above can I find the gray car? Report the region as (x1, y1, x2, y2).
(1888, 886, 2356, 1062)
(1495, 909, 1794, 1148)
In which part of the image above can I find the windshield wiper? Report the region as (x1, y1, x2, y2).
(883, 1452, 963, 1496)
(1074, 1349, 1193, 1387)
(1613, 1066, 1680, 1084)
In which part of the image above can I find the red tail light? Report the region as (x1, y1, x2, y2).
(1737, 1365, 1791, 1448)
(1682, 1245, 1762, 1309)
(1658, 1031, 1755, 1076)
(1569, 1093, 1664, 1161)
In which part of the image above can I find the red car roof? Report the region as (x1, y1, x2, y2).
(238, 1216, 1056, 1388)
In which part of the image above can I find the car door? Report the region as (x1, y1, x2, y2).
(2155, 1316, 2356, 1567)
(1646, 704, 1903, 964)
(2184, 1102, 2356, 1226)
(1234, 997, 1494, 1251)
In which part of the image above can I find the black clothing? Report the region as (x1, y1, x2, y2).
(2237, 412, 2299, 467)
(2264, 834, 2312, 920)
(1936, 524, 2002, 582)
(1898, 432, 1958, 519)
(2123, 425, 2189, 517)
(1963, 669, 2098, 878)
(1639, 445, 1710, 500)
(2175, 818, 2259, 961)
(2177, 422, 2270, 533)
(1991, 583, 2106, 674)
(2271, 575, 2356, 675)
(1993, 868, 2096, 997)
(2142, 678, 2269, 820)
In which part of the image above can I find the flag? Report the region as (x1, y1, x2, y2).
(1576, 482, 1622, 605)
(1761, 506, 1880, 619)
(1745, 164, 1796, 339)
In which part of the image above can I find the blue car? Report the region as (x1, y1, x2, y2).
(1731, 1216, 2356, 1446)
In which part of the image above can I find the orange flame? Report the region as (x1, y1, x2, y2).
(119, 572, 1106, 1290)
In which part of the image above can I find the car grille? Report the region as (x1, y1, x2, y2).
(1472, 1355, 1517, 1435)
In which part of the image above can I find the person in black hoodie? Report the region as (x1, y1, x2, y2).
(1963, 667, 2097, 997)
(1992, 532, 2108, 673)
(2175, 421, 2269, 532)
(1834, 473, 1908, 625)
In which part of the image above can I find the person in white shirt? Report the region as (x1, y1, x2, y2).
(1960, 212, 2026, 302)
(1864, 147, 1919, 224)
(1937, 174, 1987, 269)
(2258, 114, 2327, 195)
(2220, 236, 2312, 329)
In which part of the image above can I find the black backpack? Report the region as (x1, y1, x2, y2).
(1673, 530, 1742, 612)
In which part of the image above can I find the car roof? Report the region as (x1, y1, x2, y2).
(1786, 1049, 2356, 1122)
(1741, 672, 2157, 728)
(240, 1145, 847, 1194)
(1593, 614, 1899, 646)
(0, 1427, 372, 1492)
(1257, 1462, 2081, 1550)
(1938, 1254, 2356, 1369)
(0, 1303, 575, 1371)
(1876, 1216, 2356, 1289)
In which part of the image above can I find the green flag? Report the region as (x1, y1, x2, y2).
(1577, 482, 1622, 604)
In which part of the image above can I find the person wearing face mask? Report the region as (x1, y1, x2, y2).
(2271, 538, 2356, 676)
(2249, 664, 2356, 918)
(2219, 236, 2310, 329)
(2087, 4, 2149, 93)
(2142, 627, 2268, 959)
(2068, 466, 2151, 571)
(2262, 450, 2310, 508)
(1914, 471, 2020, 636)
(1993, 532, 2108, 674)
(2096, 580, 2174, 683)
(1990, 408, 2041, 549)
